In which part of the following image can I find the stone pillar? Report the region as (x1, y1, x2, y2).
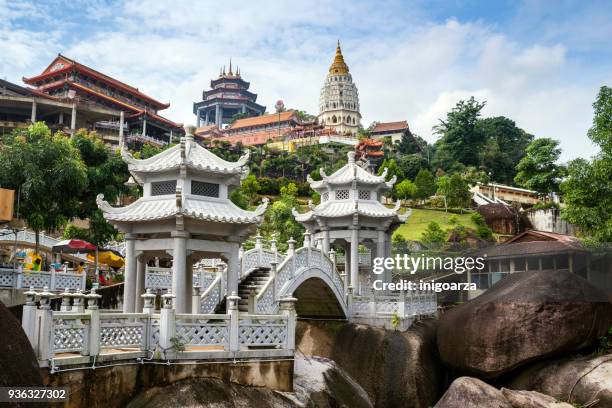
(159, 292, 176, 352)
(135, 255, 146, 312)
(59, 111, 64, 125)
(377, 229, 391, 283)
(31, 101, 37, 123)
(36, 288, 54, 360)
(123, 233, 137, 313)
(215, 104, 221, 127)
(322, 228, 330, 253)
(279, 297, 298, 350)
(185, 255, 193, 313)
(21, 288, 37, 346)
(205, 110, 209, 126)
(119, 111, 125, 148)
(70, 104, 77, 137)
(142, 118, 147, 137)
(241, 104, 246, 114)
(171, 231, 189, 313)
(225, 245, 240, 312)
(196, 108, 201, 127)
(192, 286, 200, 315)
(350, 227, 359, 290)
(227, 292, 241, 352)
(85, 289, 102, 356)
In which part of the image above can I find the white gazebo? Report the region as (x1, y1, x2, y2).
(98, 126, 267, 313)
(293, 151, 410, 286)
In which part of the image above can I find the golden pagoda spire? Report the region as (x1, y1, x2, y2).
(328, 40, 349, 75)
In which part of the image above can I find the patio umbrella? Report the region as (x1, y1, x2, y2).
(87, 249, 124, 268)
(52, 239, 97, 254)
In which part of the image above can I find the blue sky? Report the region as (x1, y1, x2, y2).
(2, 0, 611, 161)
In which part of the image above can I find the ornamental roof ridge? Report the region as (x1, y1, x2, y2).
(306, 151, 390, 189)
(121, 128, 249, 178)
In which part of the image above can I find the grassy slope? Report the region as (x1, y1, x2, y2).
(394, 208, 478, 241)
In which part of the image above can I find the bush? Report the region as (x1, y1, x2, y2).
(448, 214, 459, 224)
(421, 221, 446, 244)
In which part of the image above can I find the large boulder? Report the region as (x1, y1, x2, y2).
(434, 377, 573, 408)
(127, 354, 372, 408)
(437, 270, 612, 378)
(434, 377, 511, 408)
(0, 301, 42, 388)
(508, 354, 612, 408)
(296, 319, 442, 408)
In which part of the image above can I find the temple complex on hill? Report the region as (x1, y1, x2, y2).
(371, 120, 410, 143)
(193, 61, 266, 128)
(18, 54, 183, 146)
(318, 41, 361, 135)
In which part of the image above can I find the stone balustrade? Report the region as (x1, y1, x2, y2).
(22, 287, 298, 368)
(0, 267, 86, 291)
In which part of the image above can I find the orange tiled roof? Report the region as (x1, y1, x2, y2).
(227, 110, 297, 130)
(371, 120, 409, 133)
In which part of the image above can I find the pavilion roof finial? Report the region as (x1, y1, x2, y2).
(229, 58, 233, 75)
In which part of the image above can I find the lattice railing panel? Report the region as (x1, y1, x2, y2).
(55, 273, 83, 290)
(145, 272, 172, 290)
(53, 316, 88, 353)
(200, 276, 222, 313)
(239, 317, 287, 347)
(22, 273, 51, 289)
(0, 269, 15, 287)
(176, 316, 228, 346)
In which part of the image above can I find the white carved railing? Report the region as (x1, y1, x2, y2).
(145, 266, 217, 292)
(351, 291, 437, 320)
(24, 289, 297, 364)
(0, 268, 86, 291)
(199, 272, 224, 313)
(241, 245, 285, 278)
(335, 251, 371, 266)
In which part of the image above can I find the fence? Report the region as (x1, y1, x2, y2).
(22, 288, 297, 367)
(145, 266, 217, 292)
(0, 268, 86, 291)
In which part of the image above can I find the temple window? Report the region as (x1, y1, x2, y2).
(352, 118, 356, 124)
(358, 190, 371, 200)
(322, 192, 329, 202)
(332, 115, 337, 123)
(335, 189, 350, 200)
(191, 180, 220, 198)
(151, 180, 177, 196)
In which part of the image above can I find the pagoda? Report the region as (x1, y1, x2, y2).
(193, 61, 266, 128)
(318, 41, 361, 135)
(97, 126, 268, 313)
(293, 151, 410, 286)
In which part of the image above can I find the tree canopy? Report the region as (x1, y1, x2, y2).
(514, 138, 566, 197)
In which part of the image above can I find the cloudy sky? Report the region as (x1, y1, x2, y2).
(2, 0, 611, 161)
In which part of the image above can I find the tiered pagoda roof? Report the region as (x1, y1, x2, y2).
(98, 128, 268, 225)
(294, 152, 409, 224)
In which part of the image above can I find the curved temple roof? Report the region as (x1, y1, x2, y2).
(122, 135, 249, 179)
(306, 151, 396, 191)
(97, 194, 268, 224)
(292, 200, 410, 223)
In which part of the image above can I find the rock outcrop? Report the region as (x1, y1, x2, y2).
(434, 377, 573, 408)
(296, 319, 442, 408)
(127, 354, 372, 408)
(0, 300, 42, 388)
(437, 270, 612, 378)
(508, 354, 612, 408)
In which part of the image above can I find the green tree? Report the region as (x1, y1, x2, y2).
(433, 97, 486, 169)
(242, 174, 260, 205)
(378, 158, 403, 181)
(561, 86, 612, 242)
(64, 130, 130, 246)
(446, 173, 472, 208)
(395, 179, 416, 202)
(398, 154, 429, 181)
(514, 138, 566, 197)
(0, 123, 88, 251)
(414, 169, 436, 200)
(421, 221, 446, 244)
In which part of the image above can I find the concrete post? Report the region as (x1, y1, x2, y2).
(185, 255, 194, 314)
(21, 287, 37, 347)
(225, 246, 240, 312)
(60, 288, 72, 312)
(398, 288, 406, 319)
(270, 237, 278, 263)
(36, 287, 54, 361)
(303, 231, 311, 248)
(135, 256, 146, 312)
(227, 292, 241, 352)
(279, 297, 298, 350)
(142, 288, 156, 351)
(159, 292, 176, 353)
(119, 111, 125, 149)
(377, 229, 389, 282)
(86, 289, 102, 356)
(192, 286, 200, 314)
(142, 117, 147, 137)
(287, 237, 296, 257)
(59, 111, 64, 125)
(171, 231, 189, 313)
(123, 233, 137, 313)
(323, 228, 330, 253)
(215, 104, 221, 127)
(350, 227, 359, 290)
(196, 108, 201, 128)
(31, 101, 37, 123)
(270, 260, 278, 302)
(49, 269, 56, 291)
(347, 286, 354, 318)
(70, 104, 76, 137)
(72, 289, 85, 313)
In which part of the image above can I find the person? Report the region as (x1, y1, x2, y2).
(76, 261, 85, 274)
(32, 258, 42, 272)
(98, 271, 107, 286)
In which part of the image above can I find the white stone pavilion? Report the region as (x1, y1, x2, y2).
(98, 126, 268, 313)
(294, 151, 410, 286)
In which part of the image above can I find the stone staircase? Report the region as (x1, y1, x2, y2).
(237, 268, 271, 312)
(214, 267, 271, 313)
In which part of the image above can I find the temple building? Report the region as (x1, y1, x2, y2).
(293, 151, 409, 287)
(370, 120, 410, 143)
(97, 126, 268, 313)
(318, 41, 361, 135)
(193, 61, 266, 128)
(22, 54, 182, 146)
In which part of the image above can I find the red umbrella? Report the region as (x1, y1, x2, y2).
(52, 239, 97, 254)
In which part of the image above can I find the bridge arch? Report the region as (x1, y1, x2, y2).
(280, 266, 347, 318)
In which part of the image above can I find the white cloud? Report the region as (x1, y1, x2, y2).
(1, 0, 607, 161)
